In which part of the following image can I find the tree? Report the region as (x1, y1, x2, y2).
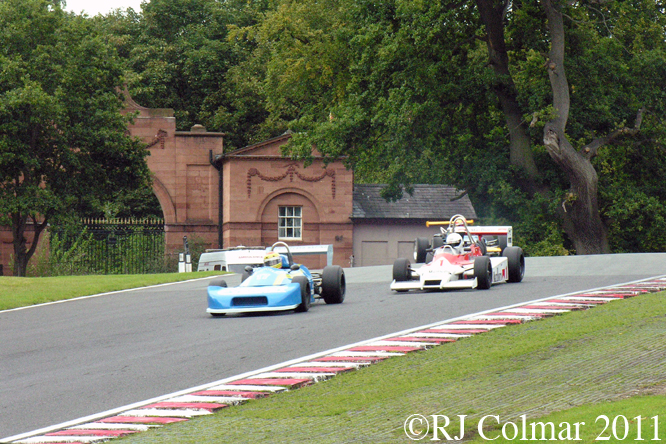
(0, 0, 151, 276)
(476, 0, 666, 253)
(250, 0, 666, 254)
(98, 0, 273, 150)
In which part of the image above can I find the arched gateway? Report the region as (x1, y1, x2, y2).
(124, 94, 354, 268)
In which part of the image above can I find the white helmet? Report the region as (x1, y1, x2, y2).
(446, 233, 463, 248)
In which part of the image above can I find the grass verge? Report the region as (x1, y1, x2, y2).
(464, 395, 666, 443)
(0, 272, 223, 311)
(116, 290, 666, 443)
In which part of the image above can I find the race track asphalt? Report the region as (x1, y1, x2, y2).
(1, 252, 665, 439)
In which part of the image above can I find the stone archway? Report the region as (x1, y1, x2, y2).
(151, 176, 176, 224)
(123, 95, 224, 254)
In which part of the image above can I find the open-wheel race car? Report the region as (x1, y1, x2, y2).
(207, 242, 346, 316)
(390, 214, 525, 292)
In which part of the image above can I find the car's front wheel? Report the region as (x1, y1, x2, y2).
(392, 258, 411, 282)
(474, 256, 492, 290)
(292, 276, 311, 312)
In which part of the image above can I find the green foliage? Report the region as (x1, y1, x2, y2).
(46, 223, 169, 276)
(239, 0, 666, 254)
(79, 0, 666, 254)
(97, 0, 273, 149)
(0, 0, 152, 275)
(29, 227, 96, 276)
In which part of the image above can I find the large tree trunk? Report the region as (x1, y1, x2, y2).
(476, 0, 541, 191)
(543, 125, 610, 254)
(541, 0, 610, 254)
(11, 212, 48, 277)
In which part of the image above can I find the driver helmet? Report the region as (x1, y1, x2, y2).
(263, 251, 282, 268)
(446, 233, 463, 249)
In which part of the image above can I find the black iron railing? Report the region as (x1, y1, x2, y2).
(49, 219, 166, 275)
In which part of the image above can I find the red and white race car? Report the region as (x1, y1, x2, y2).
(390, 214, 525, 292)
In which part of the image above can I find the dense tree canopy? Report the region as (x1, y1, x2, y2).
(0, 0, 151, 275)
(236, 0, 666, 254)
(3, 0, 664, 266)
(96, 0, 273, 149)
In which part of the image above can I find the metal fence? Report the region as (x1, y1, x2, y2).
(50, 219, 166, 275)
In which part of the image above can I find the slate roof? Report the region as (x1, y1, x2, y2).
(352, 184, 477, 220)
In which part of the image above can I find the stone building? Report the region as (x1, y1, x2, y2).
(211, 132, 354, 269)
(352, 184, 477, 266)
(0, 96, 476, 274)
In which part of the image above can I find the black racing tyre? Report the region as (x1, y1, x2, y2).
(209, 279, 227, 288)
(425, 251, 434, 264)
(241, 269, 251, 283)
(321, 265, 346, 304)
(503, 246, 525, 283)
(474, 256, 492, 290)
(392, 258, 411, 282)
(292, 276, 311, 312)
(498, 236, 508, 255)
(475, 240, 487, 256)
(432, 235, 444, 249)
(414, 237, 429, 263)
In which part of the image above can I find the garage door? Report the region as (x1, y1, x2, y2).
(361, 241, 388, 266)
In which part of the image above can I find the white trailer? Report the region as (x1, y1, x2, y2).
(197, 247, 266, 273)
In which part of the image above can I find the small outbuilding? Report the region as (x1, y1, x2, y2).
(351, 184, 477, 266)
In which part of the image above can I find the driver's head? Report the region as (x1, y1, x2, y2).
(263, 251, 282, 268)
(446, 233, 463, 248)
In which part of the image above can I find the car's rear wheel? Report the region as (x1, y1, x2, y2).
(321, 265, 346, 304)
(503, 246, 525, 283)
(432, 235, 444, 249)
(425, 251, 434, 264)
(474, 256, 492, 290)
(414, 237, 429, 263)
(292, 276, 311, 312)
(498, 236, 508, 255)
(475, 240, 487, 256)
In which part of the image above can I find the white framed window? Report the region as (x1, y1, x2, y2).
(278, 206, 302, 240)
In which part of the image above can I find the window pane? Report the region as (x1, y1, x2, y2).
(278, 206, 302, 239)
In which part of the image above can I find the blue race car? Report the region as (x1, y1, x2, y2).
(206, 242, 346, 316)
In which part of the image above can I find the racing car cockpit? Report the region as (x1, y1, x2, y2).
(444, 233, 464, 254)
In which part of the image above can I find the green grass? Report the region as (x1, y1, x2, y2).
(464, 395, 666, 443)
(0, 272, 223, 310)
(116, 290, 666, 443)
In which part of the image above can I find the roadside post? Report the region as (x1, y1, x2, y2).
(179, 236, 192, 272)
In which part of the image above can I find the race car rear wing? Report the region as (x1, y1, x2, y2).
(426, 219, 513, 248)
(466, 226, 513, 248)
